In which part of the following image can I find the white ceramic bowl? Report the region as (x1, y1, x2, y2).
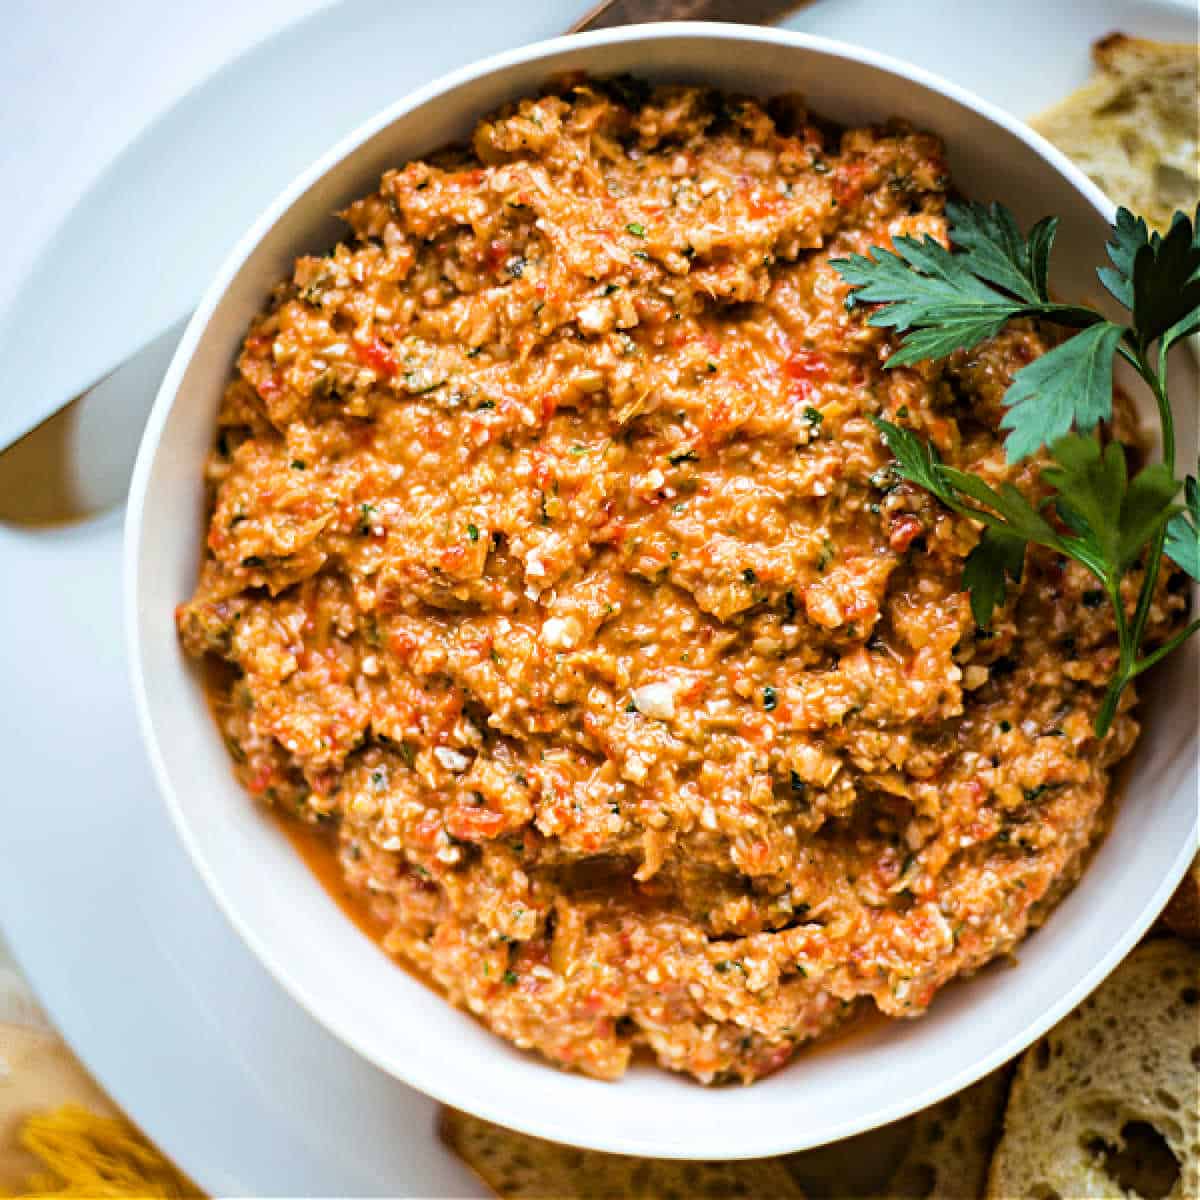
(126, 23, 1198, 1159)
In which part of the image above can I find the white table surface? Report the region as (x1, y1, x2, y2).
(0, 0, 336, 318)
(0, 0, 258, 982)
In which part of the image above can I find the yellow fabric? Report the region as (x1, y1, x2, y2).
(5, 1106, 202, 1199)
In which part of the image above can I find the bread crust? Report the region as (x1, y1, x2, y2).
(1031, 33, 1199, 232)
(986, 938, 1200, 1200)
(1162, 859, 1200, 942)
(439, 1107, 808, 1198)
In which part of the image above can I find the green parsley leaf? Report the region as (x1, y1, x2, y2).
(1042, 435, 1179, 577)
(626, 222, 646, 238)
(834, 235, 1023, 365)
(875, 415, 1058, 545)
(834, 203, 1101, 370)
(881, 314, 1020, 368)
(944, 200, 1057, 303)
(998, 322, 1125, 462)
(1097, 206, 1144, 310)
(837, 202, 1109, 455)
(871, 417, 956, 506)
(938, 465, 1062, 546)
(1115, 463, 1183, 571)
(962, 526, 1026, 629)
(1165, 473, 1200, 581)
(1099, 205, 1200, 351)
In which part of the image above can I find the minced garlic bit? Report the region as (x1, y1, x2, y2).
(433, 746, 471, 772)
(630, 682, 677, 720)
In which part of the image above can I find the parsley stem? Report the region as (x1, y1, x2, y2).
(1110, 585, 1134, 688)
(1037, 303, 1109, 328)
(1131, 619, 1200, 677)
(1095, 348, 1179, 739)
(1116, 341, 1148, 377)
(1117, 343, 1176, 474)
(1095, 673, 1127, 740)
(1154, 340, 1175, 476)
(1125, 351, 1174, 674)
(1094, 578, 1134, 739)
(1130, 525, 1167, 651)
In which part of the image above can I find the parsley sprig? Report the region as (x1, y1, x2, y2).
(834, 202, 1200, 736)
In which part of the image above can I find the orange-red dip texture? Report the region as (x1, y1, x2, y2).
(177, 78, 1185, 1083)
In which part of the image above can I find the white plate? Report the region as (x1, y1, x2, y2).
(0, 0, 1194, 1192)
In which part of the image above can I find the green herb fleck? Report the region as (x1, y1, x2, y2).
(1023, 783, 1056, 803)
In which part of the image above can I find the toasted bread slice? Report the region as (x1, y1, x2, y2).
(782, 1119, 910, 1198)
(1162, 857, 1200, 942)
(440, 1108, 807, 1198)
(1032, 34, 1199, 232)
(986, 938, 1200, 1200)
(880, 1067, 1012, 1199)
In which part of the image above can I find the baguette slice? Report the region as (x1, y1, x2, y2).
(1032, 34, 1199, 232)
(1162, 857, 1200, 942)
(987, 938, 1200, 1200)
(440, 1108, 806, 1199)
(881, 1067, 1012, 1199)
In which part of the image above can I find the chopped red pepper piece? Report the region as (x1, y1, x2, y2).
(355, 336, 398, 378)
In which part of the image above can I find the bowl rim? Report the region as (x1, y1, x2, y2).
(124, 19, 1197, 1159)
